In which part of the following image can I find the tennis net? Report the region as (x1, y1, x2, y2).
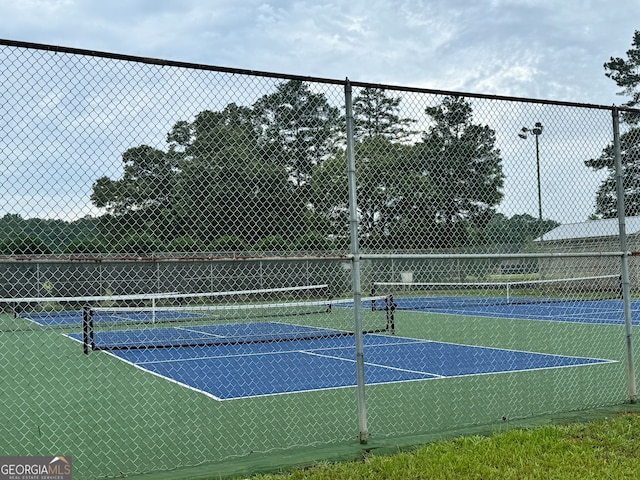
(372, 274, 621, 311)
(6, 284, 330, 326)
(80, 287, 391, 352)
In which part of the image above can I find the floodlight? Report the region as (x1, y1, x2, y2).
(517, 122, 545, 240)
(533, 122, 543, 135)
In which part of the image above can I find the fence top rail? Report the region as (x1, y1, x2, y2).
(0, 251, 629, 263)
(0, 254, 352, 264)
(3, 38, 640, 113)
(359, 252, 627, 260)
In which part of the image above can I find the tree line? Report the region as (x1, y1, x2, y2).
(0, 212, 557, 255)
(86, 85, 515, 253)
(1, 81, 571, 255)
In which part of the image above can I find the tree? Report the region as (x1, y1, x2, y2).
(585, 128, 640, 218)
(91, 145, 174, 214)
(310, 136, 421, 249)
(310, 96, 504, 250)
(0, 234, 51, 255)
(353, 87, 415, 142)
(174, 104, 259, 158)
(417, 96, 504, 246)
(0, 214, 99, 254)
(170, 104, 306, 245)
(65, 238, 109, 254)
(253, 80, 341, 191)
(604, 30, 640, 121)
(90, 100, 310, 251)
(90, 145, 176, 244)
(586, 32, 640, 217)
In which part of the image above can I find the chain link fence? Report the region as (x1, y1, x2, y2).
(1, 39, 639, 478)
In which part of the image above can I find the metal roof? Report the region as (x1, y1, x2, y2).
(538, 216, 640, 241)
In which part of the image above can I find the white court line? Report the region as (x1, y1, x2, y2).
(136, 348, 302, 365)
(174, 325, 227, 338)
(301, 350, 445, 378)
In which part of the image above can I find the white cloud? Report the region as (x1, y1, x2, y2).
(1, 0, 636, 106)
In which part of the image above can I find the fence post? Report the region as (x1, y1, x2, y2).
(613, 107, 637, 403)
(345, 78, 369, 442)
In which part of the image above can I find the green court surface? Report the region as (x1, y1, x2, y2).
(0, 307, 635, 479)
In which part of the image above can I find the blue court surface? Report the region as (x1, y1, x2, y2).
(389, 297, 632, 325)
(68, 322, 614, 401)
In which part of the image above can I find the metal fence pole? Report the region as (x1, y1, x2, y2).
(613, 107, 638, 403)
(345, 78, 368, 442)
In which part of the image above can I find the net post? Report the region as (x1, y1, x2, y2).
(89, 308, 95, 351)
(370, 283, 376, 311)
(82, 306, 90, 355)
(89, 310, 96, 350)
(619, 274, 624, 299)
(385, 295, 396, 334)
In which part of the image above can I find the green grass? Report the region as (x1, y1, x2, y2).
(252, 413, 640, 480)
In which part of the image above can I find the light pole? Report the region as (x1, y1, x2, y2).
(518, 122, 544, 240)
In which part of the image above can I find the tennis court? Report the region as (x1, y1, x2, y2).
(22, 287, 627, 404)
(3, 284, 631, 479)
(56, 303, 615, 401)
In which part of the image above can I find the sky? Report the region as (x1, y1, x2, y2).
(3, 0, 638, 104)
(1, 0, 640, 224)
